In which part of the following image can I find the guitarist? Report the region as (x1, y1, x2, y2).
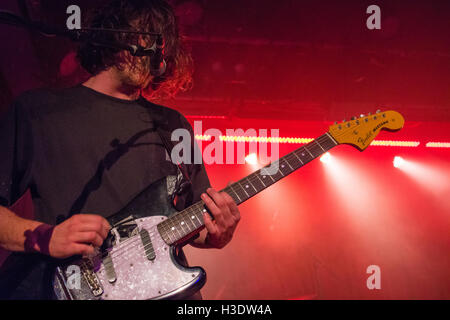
(0, 0, 240, 299)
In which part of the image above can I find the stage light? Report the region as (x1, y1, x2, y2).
(320, 152, 332, 164)
(186, 115, 227, 119)
(393, 156, 405, 168)
(392, 157, 450, 197)
(371, 140, 420, 147)
(245, 153, 258, 165)
(426, 142, 450, 148)
(320, 154, 394, 226)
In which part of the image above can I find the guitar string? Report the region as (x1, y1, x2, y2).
(99, 141, 352, 270)
(94, 132, 343, 266)
(98, 142, 336, 269)
(92, 133, 339, 264)
(96, 118, 379, 265)
(89, 133, 338, 265)
(97, 118, 383, 266)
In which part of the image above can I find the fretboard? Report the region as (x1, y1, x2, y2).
(157, 132, 338, 245)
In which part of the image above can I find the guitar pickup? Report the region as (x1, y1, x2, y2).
(102, 253, 117, 283)
(140, 228, 156, 261)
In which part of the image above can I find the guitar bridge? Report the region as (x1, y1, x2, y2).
(80, 258, 103, 297)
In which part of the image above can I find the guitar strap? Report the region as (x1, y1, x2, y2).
(140, 99, 193, 199)
(155, 124, 192, 187)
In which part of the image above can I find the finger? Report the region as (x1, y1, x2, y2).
(207, 188, 235, 224)
(74, 214, 103, 223)
(73, 214, 111, 237)
(70, 243, 95, 256)
(203, 212, 218, 236)
(73, 231, 104, 247)
(201, 192, 226, 227)
(101, 219, 112, 235)
(73, 223, 109, 239)
(206, 188, 227, 208)
(222, 192, 241, 221)
(208, 190, 237, 228)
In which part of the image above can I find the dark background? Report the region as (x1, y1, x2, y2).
(1, 0, 449, 121)
(0, 0, 449, 299)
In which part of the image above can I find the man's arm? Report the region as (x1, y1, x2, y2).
(0, 205, 42, 252)
(0, 205, 111, 258)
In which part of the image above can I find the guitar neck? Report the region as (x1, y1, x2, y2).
(157, 132, 338, 245)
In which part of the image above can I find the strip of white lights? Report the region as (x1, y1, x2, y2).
(426, 142, 450, 148)
(194, 135, 425, 147)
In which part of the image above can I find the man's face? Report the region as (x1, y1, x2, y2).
(115, 53, 153, 91)
(114, 32, 155, 91)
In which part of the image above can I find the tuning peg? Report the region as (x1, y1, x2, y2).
(360, 114, 365, 118)
(351, 116, 356, 120)
(376, 109, 381, 114)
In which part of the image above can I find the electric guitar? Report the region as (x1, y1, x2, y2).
(53, 110, 405, 300)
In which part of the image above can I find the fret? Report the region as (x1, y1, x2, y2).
(195, 204, 207, 223)
(246, 177, 258, 193)
(289, 153, 303, 169)
(242, 181, 257, 198)
(187, 207, 202, 229)
(303, 145, 314, 158)
(278, 161, 288, 176)
(229, 183, 245, 203)
(315, 139, 326, 152)
(255, 172, 266, 187)
(169, 214, 182, 234)
(270, 161, 286, 180)
(248, 173, 265, 191)
(227, 184, 242, 203)
(237, 182, 250, 198)
(194, 211, 203, 228)
(188, 212, 201, 229)
(292, 151, 304, 165)
(182, 210, 197, 231)
(177, 215, 189, 235)
(260, 170, 283, 186)
(164, 221, 174, 241)
(284, 157, 295, 170)
(325, 132, 338, 146)
(165, 228, 174, 244)
(158, 223, 170, 244)
(260, 170, 276, 183)
(308, 142, 324, 157)
(298, 148, 314, 163)
(164, 223, 175, 244)
(170, 220, 183, 240)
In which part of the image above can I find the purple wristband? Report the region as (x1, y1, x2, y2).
(24, 224, 55, 255)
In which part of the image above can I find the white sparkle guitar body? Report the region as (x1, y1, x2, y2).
(53, 215, 205, 300)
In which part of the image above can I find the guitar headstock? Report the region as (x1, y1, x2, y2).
(328, 110, 405, 151)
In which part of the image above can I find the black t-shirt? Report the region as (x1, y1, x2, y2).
(0, 85, 210, 298)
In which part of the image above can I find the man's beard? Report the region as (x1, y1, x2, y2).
(117, 56, 153, 92)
